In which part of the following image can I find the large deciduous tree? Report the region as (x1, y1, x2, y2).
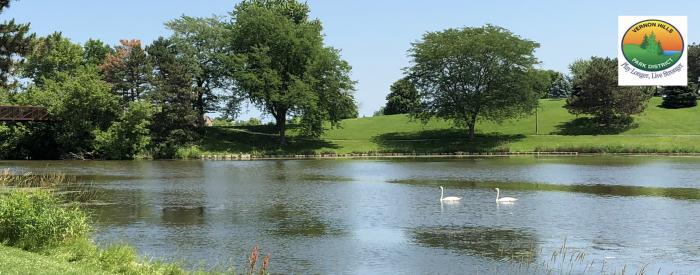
(101, 39, 151, 104)
(384, 77, 419, 115)
(407, 25, 541, 139)
(227, 0, 356, 145)
(0, 0, 34, 89)
(166, 16, 233, 127)
(565, 57, 652, 124)
(22, 32, 84, 84)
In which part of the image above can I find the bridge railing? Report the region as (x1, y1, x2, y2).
(0, 106, 50, 121)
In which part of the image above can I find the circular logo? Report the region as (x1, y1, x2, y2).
(621, 19, 684, 72)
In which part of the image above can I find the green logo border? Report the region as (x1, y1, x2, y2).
(621, 19, 684, 72)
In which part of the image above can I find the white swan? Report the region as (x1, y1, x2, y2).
(439, 186, 462, 201)
(495, 188, 517, 202)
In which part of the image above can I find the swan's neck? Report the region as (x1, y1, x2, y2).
(496, 189, 500, 201)
(440, 188, 444, 200)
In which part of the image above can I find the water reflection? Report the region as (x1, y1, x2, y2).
(261, 203, 342, 237)
(3, 158, 700, 273)
(410, 226, 539, 263)
(392, 179, 700, 200)
(161, 206, 205, 225)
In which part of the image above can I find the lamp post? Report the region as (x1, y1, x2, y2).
(535, 106, 539, 135)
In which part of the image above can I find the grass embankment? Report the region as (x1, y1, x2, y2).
(193, 97, 700, 156)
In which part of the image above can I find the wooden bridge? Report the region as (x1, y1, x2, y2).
(0, 106, 50, 122)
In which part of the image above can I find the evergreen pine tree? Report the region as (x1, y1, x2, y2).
(645, 32, 663, 56)
(662, 85, 698, 109)
(0, 0, 34, 89)
(640, 33, 649, 49)
(548, 73, 572, 98)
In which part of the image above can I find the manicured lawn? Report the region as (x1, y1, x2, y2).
(197, 97, 700, 155)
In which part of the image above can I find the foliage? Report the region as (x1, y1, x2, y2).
(21, 32, 84, 85)
(407, 24, 541, 139)
(0, 0, 34, 89)
(373, 107, 385, 116)
(166, 15, 233, 126)
(384, 77, 419, 115)
(100, 39, 151, 104)
(211, 118, 233, 127)
(565, 57, 652, 124)
(235, 117, 262, 126)
(146, 37, 199, 158)
(640, 32, 663, 55)
(93, 101, 154, 160)
(82, 39, 113, 67)
(688, 43, 700, 84)
(661, 85, 698, 109)
(227, 0, 356, 144)
(9, 66, 120, 158)
(0, 190, 89, 251)
(548, 72, 572, 98)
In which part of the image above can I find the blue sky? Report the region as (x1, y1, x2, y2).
(3, 0, 699, 118)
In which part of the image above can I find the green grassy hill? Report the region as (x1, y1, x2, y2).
(197, 97, 700, 155)
(622, 44, 681, 70)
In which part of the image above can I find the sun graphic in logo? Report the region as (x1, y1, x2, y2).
(621, 19, 684, 72)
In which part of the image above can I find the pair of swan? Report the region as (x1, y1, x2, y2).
(439, 186, 518, 202)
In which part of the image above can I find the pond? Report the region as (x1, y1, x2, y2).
(2, 156, 700, 274)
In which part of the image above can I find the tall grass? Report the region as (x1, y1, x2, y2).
(175, 146, 203, 159)
(507, 238, 669, 275)
(0, 190, 89, 251)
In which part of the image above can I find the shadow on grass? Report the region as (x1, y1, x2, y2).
(555, 117, 637, 135)
(199, 125, 339, 154)
(371, 129, 525, 153)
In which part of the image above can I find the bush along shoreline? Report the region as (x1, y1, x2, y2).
(0, 173, 270, 275)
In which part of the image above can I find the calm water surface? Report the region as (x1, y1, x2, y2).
(2, 156, 700, 274)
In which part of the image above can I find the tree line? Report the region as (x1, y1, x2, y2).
(0, 0, 358, 159)
(381, 27, 700, 137)
(2, 0, 700, 159)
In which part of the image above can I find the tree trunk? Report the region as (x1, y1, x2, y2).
(275, 111, 287, 146)
(467, 112, 478, 140)
(468, 123, 476, 140)
(197, 91, 205, 127)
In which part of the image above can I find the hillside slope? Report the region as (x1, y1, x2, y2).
(198, 97, 700, 154)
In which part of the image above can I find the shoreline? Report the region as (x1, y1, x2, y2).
(195, 151, 700, 161)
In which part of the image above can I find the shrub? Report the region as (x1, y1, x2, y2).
(0, 190, 89, 251)
(175, 145, 202, 159)
(662, 85, 698, 109)
(93, 101, 154, 160)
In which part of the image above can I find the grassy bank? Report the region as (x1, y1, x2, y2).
(193, 97, 700, 156)
(0, 172, 268, 275)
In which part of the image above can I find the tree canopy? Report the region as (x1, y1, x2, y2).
(0, 0, 34, 89)
(166, 15, 234, 126)
(407, 25, 542, 139)
(100, 39, 151, 104)
(226, 0, 356, 144)
(565, 57, 652, 124)
(384, 77, 419, 115)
